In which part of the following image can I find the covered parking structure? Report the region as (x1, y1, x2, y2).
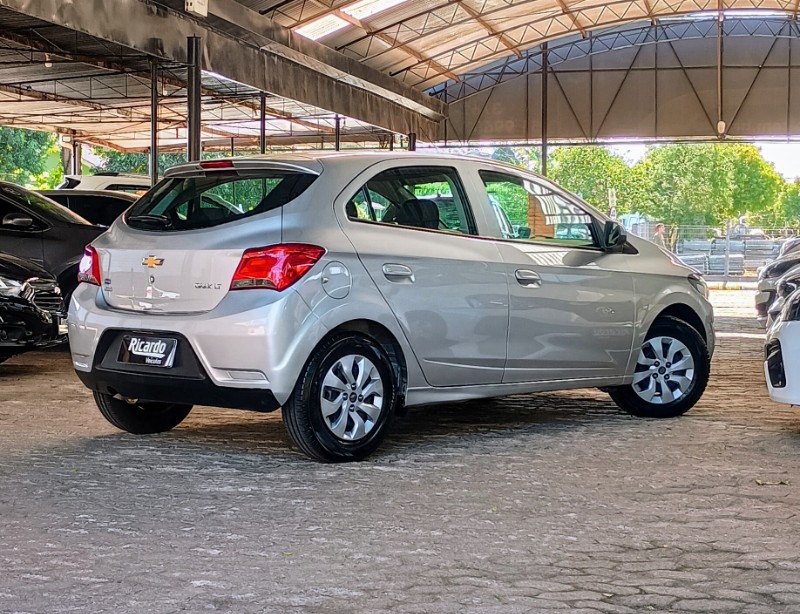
(2, 0, 800, 166)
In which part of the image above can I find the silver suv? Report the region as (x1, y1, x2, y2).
(68, 153, 714, 462)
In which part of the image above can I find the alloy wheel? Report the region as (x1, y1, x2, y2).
(319, 354, 384, 441)
(631, 336, 695, 404)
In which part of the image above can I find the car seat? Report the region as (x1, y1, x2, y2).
(394, 199, 440, 230)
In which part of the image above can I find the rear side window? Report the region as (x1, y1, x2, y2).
(125, 171, 317, 231)
(345, 166, 475, 235)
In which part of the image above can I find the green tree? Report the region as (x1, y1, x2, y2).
(0, 127, 57, 186)
(549, 146, 637, 214)
(635, 144, 735, 227)
(777, 180, 800, 225)
(96, 149, 187, 175)
(722, 144, 784, 223)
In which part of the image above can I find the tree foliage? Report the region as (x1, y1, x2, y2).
(0, 127, 58, 186)
(549, 147, 636, 214)
(97, 150, 188, 175)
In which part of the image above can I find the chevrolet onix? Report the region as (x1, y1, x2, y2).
(68, 153, 714, 462)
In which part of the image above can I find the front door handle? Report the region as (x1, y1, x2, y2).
(515, 269, 542, 288)
(382, 263, 415, 283)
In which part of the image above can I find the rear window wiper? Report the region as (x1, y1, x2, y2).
(126, 214, 174, 230)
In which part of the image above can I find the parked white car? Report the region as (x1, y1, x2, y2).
(68, 153, 714, 462)
(58, 173, 150, 195)
(765, 287, 800, 404)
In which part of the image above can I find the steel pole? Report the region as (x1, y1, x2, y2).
(408, 132, 417, 151)
(259, 92, 267, 154)
(541, 42, 549, 177)
(150, 59, 159, 185)
(335, 115, 341, 151)
(187, 36, 202, 162)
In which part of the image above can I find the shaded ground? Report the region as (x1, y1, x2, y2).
(1, 290, 799, 613)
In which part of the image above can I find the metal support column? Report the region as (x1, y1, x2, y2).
(187, 36, 202, 162)
(335, 115, 341, 151)
(149, 59, 159, 185)
(541, 42, 549, 177)
(389, 135, 394, 151)
(407, 132, 417, 151)
(716, 9, 725, 137)
(72, 141, 81, 175)
(259, 92, 267, 155)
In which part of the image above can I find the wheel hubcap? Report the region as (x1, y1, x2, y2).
(632, 336, 695, 404)
(319, 354, 384, 441)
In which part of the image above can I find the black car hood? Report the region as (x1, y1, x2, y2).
(0, 252, 55, 282)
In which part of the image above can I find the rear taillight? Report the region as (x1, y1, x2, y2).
(77, 245, 102, 286)
(230, 244, 325, 291)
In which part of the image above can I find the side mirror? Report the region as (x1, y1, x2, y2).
(602, 220, 627, 252)
(2, 213, 33, 228)
(778, 280, 798, 299)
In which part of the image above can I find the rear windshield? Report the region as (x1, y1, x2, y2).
(125, 170, 317, 231)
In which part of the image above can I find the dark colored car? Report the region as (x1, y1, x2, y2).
(0, 182, 105, 302)
(0, 252, 65, 364)
(38, 189, 137, 227)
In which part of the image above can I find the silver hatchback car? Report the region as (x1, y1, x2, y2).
(68, 153, 714, 462)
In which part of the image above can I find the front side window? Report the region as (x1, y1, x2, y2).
(126, 170, 316, 231)
(479, 170, 598, 248)
(346, 166, 475, 235)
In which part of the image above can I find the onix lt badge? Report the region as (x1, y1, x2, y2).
(142, 255, 164, 268)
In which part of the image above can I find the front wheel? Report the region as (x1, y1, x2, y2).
(93, 391, 193, 434)
(283, 334, 397, 462)
(609, 315, 710, 418)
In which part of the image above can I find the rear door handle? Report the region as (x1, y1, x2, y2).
(382, 263, 415, 283)
(515, 269, 542, 288)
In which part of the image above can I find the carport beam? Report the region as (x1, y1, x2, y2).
(187, 36, 202, 162)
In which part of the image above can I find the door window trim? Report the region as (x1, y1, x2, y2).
(344, 164, 480, 238)
(477, 167, 605, 251)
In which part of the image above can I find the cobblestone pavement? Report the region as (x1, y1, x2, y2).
(1, 290, 799, 613)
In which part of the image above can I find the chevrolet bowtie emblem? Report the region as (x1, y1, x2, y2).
(142, 256, 164, 268)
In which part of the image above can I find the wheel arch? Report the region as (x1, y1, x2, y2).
(652, 303, 708, 345)
(316, 319, 409, 408)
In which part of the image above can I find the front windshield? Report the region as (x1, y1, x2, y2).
(0, 183, 90, 225)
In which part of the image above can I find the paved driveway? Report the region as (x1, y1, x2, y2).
(1, 290, 799, 613)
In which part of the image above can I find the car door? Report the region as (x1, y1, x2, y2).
(0, 191, 45, 266)
(475, 167, 635, 384)
(340, 162, 509, 387)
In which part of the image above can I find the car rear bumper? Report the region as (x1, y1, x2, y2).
(764, 321, 800, 405)
(74, 329, 280, 412)
(68, 284, 321, 405)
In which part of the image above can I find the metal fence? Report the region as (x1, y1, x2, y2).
(624, 223, 800, 277)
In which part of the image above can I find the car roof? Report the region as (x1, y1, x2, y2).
(163, 151, 528, 178)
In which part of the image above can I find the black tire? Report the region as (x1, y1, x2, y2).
(609, 315, 710, 418)
(283, 334, 397, 463)
(93, 391, 193, 434)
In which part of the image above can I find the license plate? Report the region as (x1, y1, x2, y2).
(118, 335, 178, 368)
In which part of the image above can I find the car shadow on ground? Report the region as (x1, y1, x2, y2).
(77, 391, 632, 464)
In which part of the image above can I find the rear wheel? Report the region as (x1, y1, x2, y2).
(283, 334, 397, 462)
(93, 391, 193, 434)
(609, 315, 709, 418)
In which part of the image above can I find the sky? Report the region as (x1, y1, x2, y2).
(610, 142, 800, 181)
